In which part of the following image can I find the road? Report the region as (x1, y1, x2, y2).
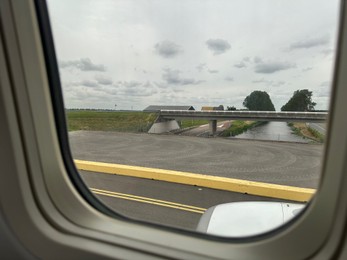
(80, 171, 289, 231)
(69, 131, 323, 232)
(69, 131, 323, 188)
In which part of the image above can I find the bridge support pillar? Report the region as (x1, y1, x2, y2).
(209, 120, 217, 135)
(148, 119, 180, 134)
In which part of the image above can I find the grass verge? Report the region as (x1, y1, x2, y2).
(66, 110, 157, 132)
(221, 121, 264, 137)
(288, 122, 324, 143)
(180, 119, 209, 129)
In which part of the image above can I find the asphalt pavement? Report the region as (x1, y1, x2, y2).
(69, 131, 324, 232)
(69, 131, 324, 189)
(80, 171, 290, 231)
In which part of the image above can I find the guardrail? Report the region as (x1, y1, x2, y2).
(159, 110, 328, 122)
(75, 159, 316, 202)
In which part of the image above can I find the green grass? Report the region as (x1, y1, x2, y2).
(221, 121, 263, 137)
(287, 122, 301, 135)
(308, 127, 325, 143)
(288, 122, 325, 143)
(180, 119, 209, 129)
(66, 110, 157, 132)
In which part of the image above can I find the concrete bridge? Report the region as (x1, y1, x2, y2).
(148, 110, 328, 135)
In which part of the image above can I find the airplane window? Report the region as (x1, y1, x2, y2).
(46, 0, 339, 237)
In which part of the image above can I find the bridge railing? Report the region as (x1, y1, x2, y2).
(159, 110, 328, 122)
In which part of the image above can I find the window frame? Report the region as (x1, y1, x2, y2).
(1, 0, 347, 258)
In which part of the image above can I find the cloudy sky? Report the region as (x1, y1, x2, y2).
(47, 0, 340, 111)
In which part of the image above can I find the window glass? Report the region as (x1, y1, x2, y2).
(47, 0, 339, 237)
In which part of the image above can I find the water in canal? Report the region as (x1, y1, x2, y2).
(232, 121, 308, 143)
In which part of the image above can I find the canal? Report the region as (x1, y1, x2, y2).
(232, 121, 308, 143)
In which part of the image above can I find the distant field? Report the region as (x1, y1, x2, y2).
(66, 110, 208, 132)
(180, 119, 209, 129)
(66, 110, 157, 132)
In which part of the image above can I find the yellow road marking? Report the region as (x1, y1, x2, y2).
(90, 188, 206, 214)
(91, 188, 205, 211)
(76, 159, 316, 202)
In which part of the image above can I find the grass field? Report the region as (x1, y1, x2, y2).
(66, 110, 157, 132)
(180, 119, 209, 129)
(66, 110, 209, 132)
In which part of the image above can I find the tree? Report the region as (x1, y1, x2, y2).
(227, 106, 237, 111)
(281, 89, 316, 111)
(243, 91, 275, 111)
(216, 105, 224, 111)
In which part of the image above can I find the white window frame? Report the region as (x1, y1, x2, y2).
(1, 0, 347, 259)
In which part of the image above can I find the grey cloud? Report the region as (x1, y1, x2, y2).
(196, 63, 206, 72)
(206, 39, 231, 55)
(154, 82, 168, 89)
(159, 89, 172, 94)
(122, 87, 157, 97)
(234, 56, 253, 68)
(154, 41, 183, 58)
(322, 48, 334, 56)
(252, 78, 267, 83)
(62, 81, 80, 89)
(59, 58, 106, 72)
(302, 67, 313, 72)
(254, 60, 296, 74)
(160, 88, 185, 95)
(63, 83, 117, 101)
(252, 78, 285, 87)
(235, 56, 253, 68)
(78, 80, 157, 97)
(234, 61, 246, 68)
(253, 56, 263, 64)
(272, 81, 286, 87)
(81, 80, 99, 88)
(315, 82, 331, 97)
(95, 75, 113, 85)
(289, 36, 329, 50)
(114, 81, 158, 97)
(102, 88, 118, 96)
(196, 64, 218, 73)
(320, 81, 331, 87)
(64, 80, 99, 88)
(225, 76, 234, 82)
(316, 89, 331, 98)
(122, 81, 142, 88)
(162, 68, 203, 85)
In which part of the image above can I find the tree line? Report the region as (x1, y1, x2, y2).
(238, 89, 317, 112)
